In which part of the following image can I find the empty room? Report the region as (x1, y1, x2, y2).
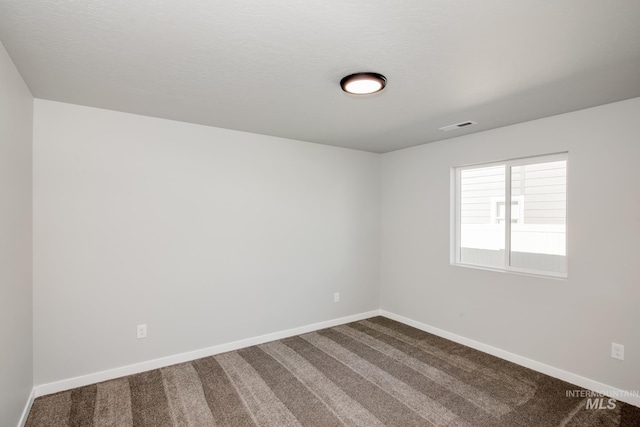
(1, 1, 639, 426)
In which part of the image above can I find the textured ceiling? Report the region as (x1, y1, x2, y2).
(1, 1, 640, 153)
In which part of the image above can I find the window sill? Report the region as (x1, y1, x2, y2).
(450, 262, 568, 280)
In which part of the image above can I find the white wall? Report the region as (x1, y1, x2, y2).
(381, 97, 640, 392)
(0, 41, 33, 426)
(33, 100, 380, 384)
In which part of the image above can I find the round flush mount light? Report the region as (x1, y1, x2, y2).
(340, 72, 387, 95)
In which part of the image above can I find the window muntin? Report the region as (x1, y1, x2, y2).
(454, 154, 567, 277)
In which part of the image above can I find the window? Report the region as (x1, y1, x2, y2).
(452, 153, 567, 277)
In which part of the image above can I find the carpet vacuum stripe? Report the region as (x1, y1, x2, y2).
(160, 363, 217, 426)
(332, 324, 511, 416)
(259, 341, 384, 426)
(359, 319, 536, 401)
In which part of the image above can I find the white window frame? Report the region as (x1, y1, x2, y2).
(451, 153, 568, 279)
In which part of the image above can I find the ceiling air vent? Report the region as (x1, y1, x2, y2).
(439, 121, 478, 132)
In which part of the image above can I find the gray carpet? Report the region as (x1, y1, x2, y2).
(26, 317, 640, 426)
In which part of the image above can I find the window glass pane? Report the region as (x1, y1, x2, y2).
(510, 160, 567, 273)
(459, 165, 505, 268)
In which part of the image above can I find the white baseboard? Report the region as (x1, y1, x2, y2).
(35, 310, 381, 397)
(18, 387, 35, 427)
(380, 310, 640, 408)
(33, 309, 639, 409)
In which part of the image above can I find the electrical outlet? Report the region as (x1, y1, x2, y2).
(334, 292, 340, 303)
(611, 343, 624, 360)
(137, 324, 147, 339)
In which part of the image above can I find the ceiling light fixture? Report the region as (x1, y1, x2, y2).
(340, 72, 387, 95)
